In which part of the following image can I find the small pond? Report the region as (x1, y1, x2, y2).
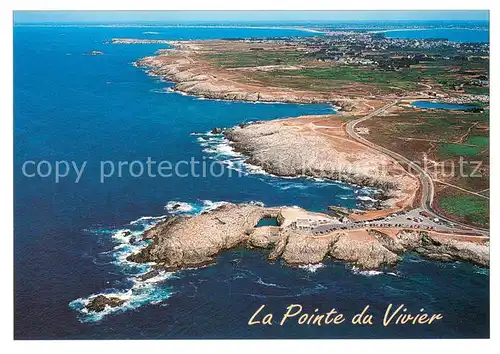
(411, 101, 480, 110)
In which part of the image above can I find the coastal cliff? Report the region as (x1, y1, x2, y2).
(134, 41, 358, 111)
(126, 203, 489, 272)
(128, 203, 266, 270)
(224, 117, 419, 211)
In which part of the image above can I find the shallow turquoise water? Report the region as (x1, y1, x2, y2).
(256, 217, 279, 227)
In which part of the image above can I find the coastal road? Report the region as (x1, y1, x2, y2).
(345, 100, 489, 236)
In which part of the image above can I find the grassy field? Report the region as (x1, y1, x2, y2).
(250, 65, 434, 92)
(197, 40, 489, 227)
(466, 86, 489, 95)
(203, 50, 305, 68)
(202, 46, 488, 95)
(238, 62, 488, 95)
(437, 143, 484, 158)
(287, 66, 419, 88)
(466, 136, 489, 147)
(438, 194, 489, 226)
(360, 107, 489, 225)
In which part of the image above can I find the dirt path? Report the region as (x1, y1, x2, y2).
(434, 180, 489, 199)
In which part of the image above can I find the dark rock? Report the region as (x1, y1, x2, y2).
(127, 249, 151, 263)
(239, 122, 255, 128)
(211, 127, 223, 134)
(86, 295, 124, 312)
(422, 253, 454, 262)
(129, 237, 136, 244)
(139, 269, 160, 281)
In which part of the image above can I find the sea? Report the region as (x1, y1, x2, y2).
(384, 28, 489, 43)
(14, 23, 489, 339)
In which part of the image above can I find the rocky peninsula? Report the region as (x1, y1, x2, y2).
(110, 38, 171, 44)
(125, 203, 489, 272)
(88, 202, 488, 312)
(118, 39, 488, 275)
(225, 115, 420, 214)
(84, 38, 490, 313)
(131, 40, 363, 112)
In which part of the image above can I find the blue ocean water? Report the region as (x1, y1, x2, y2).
(411, 101, 480, 110)
(14, 25, 489, 339)
(384, 28, 489, 43)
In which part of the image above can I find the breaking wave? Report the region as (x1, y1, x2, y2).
(165, 199, 229, 215)
(255, 277, 286, 288)
(192, 129, 378, 207)
(193, 130, 268, 176)
(350, 266, 402, 277)
(69, 199, 229, 322)
(298, 263, 325, 273)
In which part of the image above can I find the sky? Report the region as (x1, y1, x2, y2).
(13, 10, 489, 24)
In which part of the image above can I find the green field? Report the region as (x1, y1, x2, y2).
(466, 136, 489, 148)
(438, 143, 484, 158)
(438, 195, 489, 226)
(465, 86, 489, 95)
(206, 53, 487, 93)
(276, 66, 423, 90)
(203, 51, 305, 68)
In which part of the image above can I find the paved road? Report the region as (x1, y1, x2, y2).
(345, 100, 489, 236)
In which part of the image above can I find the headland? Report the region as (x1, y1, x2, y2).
(101, 33, 490, 299)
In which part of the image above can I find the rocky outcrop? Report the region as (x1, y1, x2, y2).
(267, 233, 289, 263)
(86, 295, 124, 312)
(280, 229, 333, 265)
(247, 226, 281, 248)
(134, 48, 358, 110)
(224, 119, 419, 210)
(330, 232, 401, 269)
(370, 229, 489, 268)
(416, 233, 489, 267)
(127, 203, 266, 270)
(370, 229, 422, 253)
(211, 127, 224, 134)
(138, 269, 161, 281)
(111, 38, 171, 44)
(126, 204, 488, 271)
